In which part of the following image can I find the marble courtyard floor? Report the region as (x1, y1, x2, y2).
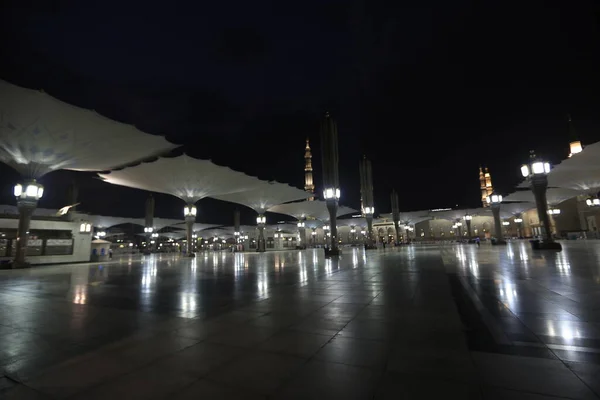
(1, 242, 600, 399)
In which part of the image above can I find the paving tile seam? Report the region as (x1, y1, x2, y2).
(52, 337, 206, 399)
(441, 248, 600, 399)
(267, 282, 379, 399)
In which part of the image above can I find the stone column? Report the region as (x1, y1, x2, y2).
(531, 176, 553, 242)
(465, 219, 472, 239)
(185, 214, 195, 257)
(13, 201, 35, 268)
(366, 215, 374, 247)
(326, 200, 339, 253)
(257, 214, 266, 252)
(491, 204, 506, 245)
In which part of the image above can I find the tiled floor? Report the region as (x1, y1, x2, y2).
(1, 241, 600, 399)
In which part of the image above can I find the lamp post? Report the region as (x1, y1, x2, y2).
(404, 224, 413, 244)
(321, 112, 341, 257)
(520, 151, 562, 250)
(463, 214, 473, 240)
(455, 220, 463, 240)
(183, 204, 197, 257)
(256, 214, 266, 252)
(486, 192, 506, 245)
(514, 216, 523, 238)
(11, 180, 44, 268)
(391, 190, 401, 246)
(360, 156, 376, 249)
(297, 220, 306, 249)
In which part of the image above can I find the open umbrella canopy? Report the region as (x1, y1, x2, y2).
(379, 210, 431, 224)
(268, 200, 356, 221)
(98, 154, 264, 204)
(429, 208, 486, 222)
(171, 222, 222, 232)
(211, 180, 310, 214)
(503, 188, 580, 205)
(0, 80, 177, 178)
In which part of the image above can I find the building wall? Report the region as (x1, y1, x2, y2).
(0, 217, 93, 264)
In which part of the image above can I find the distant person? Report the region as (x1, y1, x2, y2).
(475, 237, 480, 248)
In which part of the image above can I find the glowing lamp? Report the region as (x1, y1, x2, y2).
(323, 187, 340, 200)
(486, 194, 503, 204)
(183, 205, 197, 217)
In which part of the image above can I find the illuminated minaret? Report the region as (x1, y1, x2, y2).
(479, 166, 494, 207)
(568, 114, 583, 157)
(304, 138, 315, 200)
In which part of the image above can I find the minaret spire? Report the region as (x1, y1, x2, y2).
(479, 166, 494, 207)
(304, 138, 315, 200)
(568, 114, 583, 157)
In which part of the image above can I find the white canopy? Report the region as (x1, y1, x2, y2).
(493, 202, 536, 219)
(503, 188, 580, 205)
(428, 208, 486, 222)
(171, 222, 222, 232)
(200, 228, 233, 239)
(0, 80, 177, 178)
(378, 211, 431, 224)
(88, 215, 144, 229)
(211, 181, 310, 214)
(157, 232, 186, 240)
(337, 217, 368, 227)
(547, 168, 600, 194)
(268, 200, 357, 221)
(98, 154, 264, 204)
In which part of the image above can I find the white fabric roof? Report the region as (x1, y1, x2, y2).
(152, 218, 186, 230)
(0, 80, 177, 178)
(547, 167, 600, 193)
(429, 208, 486, 222)
(211, 181, 310, 214)
(337, 217, 368, 227)
(199, 228, 233, 239)
(495, 202, 536, 219)
(98, 154, 264, 204)
(503, 188, 580, 205)
(171, 222, 222, 232)
(88, 215, 143, 228)
(551, 141, 600, 172)
(378, 211, 431, 224)
(267, 200, 357, 220)
(157, 232, 186, 240)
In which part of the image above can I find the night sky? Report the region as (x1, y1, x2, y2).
(1, 1, 599, 225)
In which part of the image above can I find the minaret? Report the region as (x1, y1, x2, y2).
(479, 166, 494, 207)
(304, 138, 315, 201)
(568, 114, 583, 157)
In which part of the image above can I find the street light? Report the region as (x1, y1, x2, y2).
(547, 208, 561, 215)
(79, 223, 91, 233)
(463, 214, 473, 239)
(323, 188, 340, 200)
(487, 192, 506, 245)
(144, 227, 154, 233)
(520, 151, 561, 250)
(256, 214, 266, 252)
(11, 180, 45, 268)
(297, 221, 305, 228)
(183, 204, 197, 257)
(586, 197, 600, 207)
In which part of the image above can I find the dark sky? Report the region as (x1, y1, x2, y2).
(1, 0, 599, 225)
